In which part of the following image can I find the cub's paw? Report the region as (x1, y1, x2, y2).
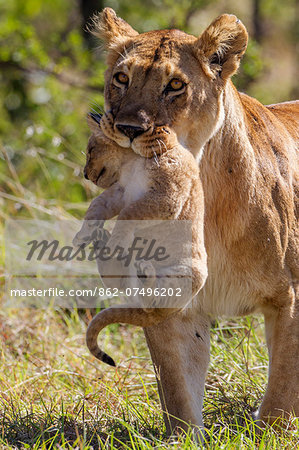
(73, 220, 105, 247)
(92, 228, 111, 249)
(135, 260, 156, 288)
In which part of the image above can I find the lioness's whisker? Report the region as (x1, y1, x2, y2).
(153, 149, 160, 167)
(89, 105, 103, 115)
(116, 49, 127, 60)
(158, 138, 168, 153)
(89, 101, 104, 114)
(155, 140, 162, 162)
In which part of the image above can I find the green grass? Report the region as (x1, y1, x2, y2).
(1, 306, 298, 449)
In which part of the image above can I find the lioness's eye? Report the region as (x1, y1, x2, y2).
(166, 78, 185, 92)
(114, 72, 129, 85)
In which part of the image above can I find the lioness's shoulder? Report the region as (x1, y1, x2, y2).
(266, 101, 299, 138)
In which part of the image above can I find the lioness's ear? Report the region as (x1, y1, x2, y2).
(92, 7, 138, 48)
(195, 14, 248, 80)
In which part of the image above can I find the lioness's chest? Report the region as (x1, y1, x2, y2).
(198, 252, 260, 317)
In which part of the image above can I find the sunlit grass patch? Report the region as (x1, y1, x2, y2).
(1, 306, 298, 448)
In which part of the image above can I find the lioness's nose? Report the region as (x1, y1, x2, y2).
(116, 124, 147, 141)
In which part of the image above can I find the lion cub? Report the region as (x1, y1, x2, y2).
(75, 115, 207, 366)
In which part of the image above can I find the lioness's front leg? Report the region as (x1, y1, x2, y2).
(260, 289, 299, 424)
(144, 307, 211, 436)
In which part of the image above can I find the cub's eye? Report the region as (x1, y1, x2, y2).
(113, 72, 129, 86)
(165, 78, 185, 92)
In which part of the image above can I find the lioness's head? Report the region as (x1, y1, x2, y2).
(92, 8, 248, 158)
(84, 114, 132, 189)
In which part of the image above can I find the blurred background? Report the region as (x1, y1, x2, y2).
(0, 0, 298, 229)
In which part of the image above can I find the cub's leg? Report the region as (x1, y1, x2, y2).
(135, 260, 156, 290)
(144, 307, 211, 437)
(260, 285, 299, 425)
(73, 183, 124, 246)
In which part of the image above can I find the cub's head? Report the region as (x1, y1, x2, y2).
(84, 114, 132, 189)
(92, 8, 248, 158)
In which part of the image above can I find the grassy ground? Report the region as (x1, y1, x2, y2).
(1, 305, 298, 449)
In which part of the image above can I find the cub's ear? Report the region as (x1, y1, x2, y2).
(195, 14, 248, 81)
(92, 7, 138, 48)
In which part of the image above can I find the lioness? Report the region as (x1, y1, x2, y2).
(90, 8, 299, 433)
(74, 114, 207, 365)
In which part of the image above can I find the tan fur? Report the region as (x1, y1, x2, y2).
(89, 8, 299, 434)
(74, 118, 207, 365)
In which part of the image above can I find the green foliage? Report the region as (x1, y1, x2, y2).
(234, 39, 264, 91)
(111, 0, 213, 31)
(0, 0, 105, 219)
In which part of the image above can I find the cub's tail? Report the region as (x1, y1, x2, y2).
(86, 306, 173, 366)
